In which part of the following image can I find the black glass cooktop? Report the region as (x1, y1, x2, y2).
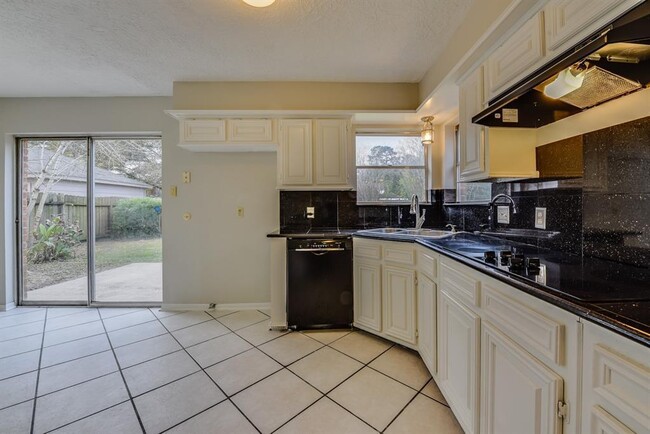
(423, 233, 649, 303)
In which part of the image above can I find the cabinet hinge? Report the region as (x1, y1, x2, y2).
(557, 401, 568, 420)
(415, 329, 419, 338)
(414, 276, 418, 286)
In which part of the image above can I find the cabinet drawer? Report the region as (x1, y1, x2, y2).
(383, 243, 415, 265)
(181, 119, 226, 143)
(354, 240, 382, 260)
(482, 284, 564, 365)
(440, 260, 480, 307)
(591, 406, 635, 434)
(228, 119, 273, 142)
(416, 248, 438, 281)
(592, 344, 650, 429)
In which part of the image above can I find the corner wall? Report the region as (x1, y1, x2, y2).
(0, 96, 278, 308)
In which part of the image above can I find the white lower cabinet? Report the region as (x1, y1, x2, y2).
(417, 273, 436, 376)
(480, 321, 564, 434)
(353, 258, 382, 332)
(438, 288, 481, 434)
(581, 321, 650, 434)
(382, 265, 416, 344)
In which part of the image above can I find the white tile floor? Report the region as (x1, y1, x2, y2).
(0, 307, 463, 434)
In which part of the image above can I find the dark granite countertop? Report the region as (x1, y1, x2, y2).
(267, 228, 359, 239)
(354, 231, 650, 347)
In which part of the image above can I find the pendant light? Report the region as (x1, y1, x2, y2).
(242, 0, 276, 7)
(420, 116, 434, 145)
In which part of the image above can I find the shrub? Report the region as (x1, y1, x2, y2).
(111, 197, 162, 238)
(28, 216, 82, 263)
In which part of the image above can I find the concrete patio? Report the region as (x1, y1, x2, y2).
(24, 263, 162, 303)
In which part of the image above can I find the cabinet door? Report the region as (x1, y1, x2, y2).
(417, 274, 436, 376)
(544, 0, 642, 57)
(438, 289, 480, 434)
(228, 119, 273, 142)
(279, 120, 312, 185)
(486, 12, 545, 100)
(459, 67, 487, 182)
(181, 119, 226, 143)
(481, 321, 564, 434)
(314, 119, 348, 185)
(354, 258, 382, 332)
(382, 265, 416, 344)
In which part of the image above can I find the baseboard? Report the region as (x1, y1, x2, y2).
(160, 302, 271, 312)
(0, 302, 16, 312)
(217, 302, 271, 311)
(160, 303, 211, 311)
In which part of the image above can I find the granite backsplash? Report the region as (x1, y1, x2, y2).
(279, 117, 649, 268)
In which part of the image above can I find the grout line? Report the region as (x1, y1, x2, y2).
(41, 330, 107, 349)
(29, 307, 49, 434)
(0, 307, 46, 318)
(97, 308, 146, 433)
(39, 399, 133, 433)
(324, 396, 381, 433)
(0, 316, 46, 331)
(269, 393, 327, 434)
(381, 373, 432, 433)
(34, 369, 120, 400)
(162, 317, 216, 334)
(151, 311, 262, 434)
(0, 331, 45, 347)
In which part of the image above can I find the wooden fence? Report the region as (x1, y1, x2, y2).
(29, 193, 120, 241)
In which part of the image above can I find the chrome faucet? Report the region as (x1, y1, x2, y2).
(488, 193, 517, 230)
(410, 194, 426, 230)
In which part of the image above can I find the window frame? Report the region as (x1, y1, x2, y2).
(354, 131, 429, 206)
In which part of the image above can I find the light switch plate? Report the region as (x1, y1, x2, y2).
(535, 207, 546, 229)
(182, 171, 191, 184)
(306, 207, 315, 219)
(497, 206, 510, 224)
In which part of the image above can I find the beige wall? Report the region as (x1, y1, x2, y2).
(0, 96, 278, 308)
(173, 81, 419, 111)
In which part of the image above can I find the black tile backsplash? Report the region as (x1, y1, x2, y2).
(279, 117, 649, 268)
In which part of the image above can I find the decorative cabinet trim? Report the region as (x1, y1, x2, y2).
(227, 118, 273, 142)
(440, 260, 481, 308)
(486, 12, 546, 100)
(482, 283, 564, 366)
(354, 239, 382, 260)
(481, 321, 564, 434)
(384, 244, 416, 266)
(416, 247, 438, 282)
(459, 66, 487, 181)
(592, 344, 650, 430)
(353, 258, 382, 332)
(279, 119, 313, 185)
(590, 406, 635, 434)
(417, 274, 437, 375)
(382, 265, 417, 344)
(181, 119, 226, 143)
(314, 119, 349, 185)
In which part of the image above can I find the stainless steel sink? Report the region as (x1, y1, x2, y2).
(364, 228, 407, 234)
(402, 229, 450, 237)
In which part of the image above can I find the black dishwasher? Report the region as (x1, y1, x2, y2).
(286, 238, 353, 330)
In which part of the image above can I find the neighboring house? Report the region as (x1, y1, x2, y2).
(27, 147, 151, 198)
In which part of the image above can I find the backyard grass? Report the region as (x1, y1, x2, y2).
(25, 237, 162, 290)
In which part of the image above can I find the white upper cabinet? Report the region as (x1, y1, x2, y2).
(459, 67, 487, 181)
(181, 119, 226, 144)
(175, 116, 276, 152)
(228, 118, 273, 142)
(544, 0, 643, 58)
(277, 118, 351, 190)
(314, 119, 349, 185)
(486, 12, 546, 101)
(279, 119, 313, 185)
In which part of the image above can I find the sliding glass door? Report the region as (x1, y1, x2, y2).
(18, 137, 162, 306)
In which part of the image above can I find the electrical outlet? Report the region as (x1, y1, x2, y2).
(535, 207, 547, 229)
(306, 207, 315, 219)
(237, 207, 244, 217)
(182, 171, 191, 184)
(497, 206, 510, 224)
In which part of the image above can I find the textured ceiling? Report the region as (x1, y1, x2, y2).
(0, 0, 474, 97)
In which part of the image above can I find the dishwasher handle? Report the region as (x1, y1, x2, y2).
(293, 248, 346, 252)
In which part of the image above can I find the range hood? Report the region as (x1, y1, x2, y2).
(473, 3, 650, 128)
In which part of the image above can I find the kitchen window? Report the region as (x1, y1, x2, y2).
(355, 134, 427, 204)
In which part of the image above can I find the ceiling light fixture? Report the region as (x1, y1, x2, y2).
(543, 67, 586, 99)
(242, 0, 276, 7)
(420, 116, 434, 145)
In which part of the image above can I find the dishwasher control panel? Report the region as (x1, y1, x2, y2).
(287, 238, 352, 251)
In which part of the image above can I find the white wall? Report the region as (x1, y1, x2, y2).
(0, 97, 278, 308)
